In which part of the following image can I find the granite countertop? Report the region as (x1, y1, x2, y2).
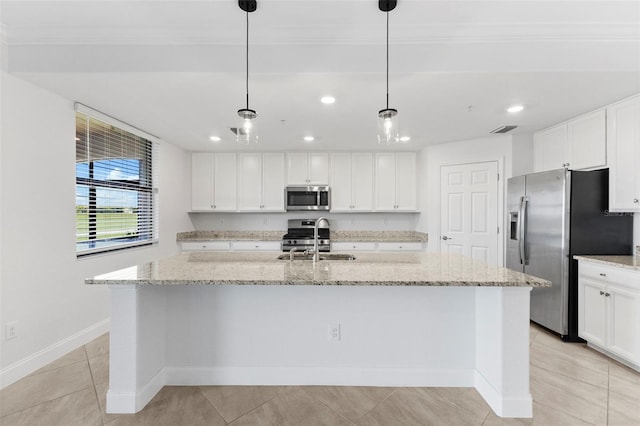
(176, 230, 428, 243)
(574, 255, 640, 272)
(86, 252, 549, 288)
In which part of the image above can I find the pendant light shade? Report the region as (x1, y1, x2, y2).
(377, 0, 399, 145)
(236, 0, 258, 144)
(377, 107, 399, 145)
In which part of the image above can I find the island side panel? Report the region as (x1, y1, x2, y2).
(163, 285, 477, 387)
(106, 286, 167, 414)
(475, 287, 532, 418)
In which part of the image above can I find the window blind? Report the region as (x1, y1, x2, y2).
(75, 106, 158, 256)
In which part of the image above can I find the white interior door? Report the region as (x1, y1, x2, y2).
(440, 162, 499, 265)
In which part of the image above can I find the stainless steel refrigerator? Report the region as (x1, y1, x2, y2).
(506, 168, 633, 341)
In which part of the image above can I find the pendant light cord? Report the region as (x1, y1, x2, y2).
(386, 10, 389, 110)
(245, 10, 250, 110)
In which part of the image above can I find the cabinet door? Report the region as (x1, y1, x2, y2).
(375, 153, 396, 211)
(533, 124, 568, 172)
(351, 153, 374, 211)
(607, 96, 640, 212)
(395, 152, 417, 211)
(567, 109, 606, 170)
(608, 286, 640, 363)
(262, 153, 286, 211)
(579, 277, 607, 347)
(237, 153, 262, 211)
(213, 153, 237, 211)
(308, 153, 329, 184)
(191, 153, 214, 210)
(286, 153, 310, 184)
(330, 153, 352, 211)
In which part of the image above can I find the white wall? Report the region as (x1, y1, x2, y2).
(418, 135, 516, 262)
(0, 72, 193, 387)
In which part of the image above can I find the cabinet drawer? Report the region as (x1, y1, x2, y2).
(332, 242, 377, 251)
(181, 241, 231, 251)
(233, 241, 281, 251)
(378, 242, 424, 251)
(579, 261, 640, 290)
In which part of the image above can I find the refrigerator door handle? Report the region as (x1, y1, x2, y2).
(519, 196, 529, 265)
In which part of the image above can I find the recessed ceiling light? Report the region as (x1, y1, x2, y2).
(209, 136, 221, 142)
(304, 136, 315, 142)
(320, 96, 335, 104)
(399, 136, 411, 143)
(506, 105, 525, 113)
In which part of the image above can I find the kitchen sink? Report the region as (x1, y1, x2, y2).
(277, 253, 356, 261)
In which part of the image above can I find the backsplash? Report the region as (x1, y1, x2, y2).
(188, 212, 421, 232)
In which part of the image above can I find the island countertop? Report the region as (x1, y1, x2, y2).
(86, 252, 550, 287)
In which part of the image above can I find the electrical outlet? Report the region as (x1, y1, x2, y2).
(5, 321, 18, 340)
(328, 323, 341, 341)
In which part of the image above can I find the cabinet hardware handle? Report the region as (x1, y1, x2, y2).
(600, 291, 605, 295)
(605, 293, 610, 297)
(599, 273, 606, 277)
(634, 199, 639, 203)
(442, 236, 452, 241)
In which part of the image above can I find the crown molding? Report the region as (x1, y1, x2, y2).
(4, 22, 639, 46)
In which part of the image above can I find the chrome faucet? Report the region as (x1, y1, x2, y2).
(313, 217, 329, 262)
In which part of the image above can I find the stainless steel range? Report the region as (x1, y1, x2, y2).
(282, 219, 330, 252)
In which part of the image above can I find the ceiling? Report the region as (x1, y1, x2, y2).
(2, 0, 640, 152)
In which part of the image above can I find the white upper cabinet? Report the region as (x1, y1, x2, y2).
(374, 152, 417, 211)
(286, 153, 329, 185)
(533, 109, 606, 173)
(238, 153, 285, 212)
(533, 123, 569, 172)
(607, 95, 640, 212)
(330, 153, 374, 212)
(262, 153, 286, 211)
(191, 153, 237, 211)
(567, 109, 606, 170)
(191, 153, 214, 211)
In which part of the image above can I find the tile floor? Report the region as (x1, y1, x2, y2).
(1, 323, 639, 426)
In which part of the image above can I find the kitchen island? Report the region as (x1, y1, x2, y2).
(86, 252, 549, 418)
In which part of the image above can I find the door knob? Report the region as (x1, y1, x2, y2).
(442, 236, 452, 241)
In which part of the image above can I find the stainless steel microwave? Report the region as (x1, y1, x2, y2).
(285, 186, 330, 211)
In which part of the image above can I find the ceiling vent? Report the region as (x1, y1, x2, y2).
(490, 125, 518, 134)
(229, 127, 249, 136)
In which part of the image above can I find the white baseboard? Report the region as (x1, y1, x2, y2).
(586, 343, 640, 373)
(474, 370, 532, 418)
(106, 368, 165, 414)
(164, 366, 475, 387)
(0, 318, 110, 389)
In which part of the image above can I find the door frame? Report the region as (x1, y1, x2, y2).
(437, 159, 505, 266)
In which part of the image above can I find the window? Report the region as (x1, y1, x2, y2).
(75, 105, 158, 256)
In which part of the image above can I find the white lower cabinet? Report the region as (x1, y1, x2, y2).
(181, 241, 232, 251)
(232, 241, 281, 251)
(182, 241, 281, 251)
(377, 242, 424, 251)
(331, 242, 377, 251)
(578, 260, 640, 368)
(332, 241, 424, 252)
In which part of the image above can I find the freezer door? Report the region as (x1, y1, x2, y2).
(524, 169, 571, 336)
(506, 175, 525, 273)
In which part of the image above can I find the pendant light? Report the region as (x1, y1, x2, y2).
(236, 0, 258, 144)
(377, 0, 399, 145)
